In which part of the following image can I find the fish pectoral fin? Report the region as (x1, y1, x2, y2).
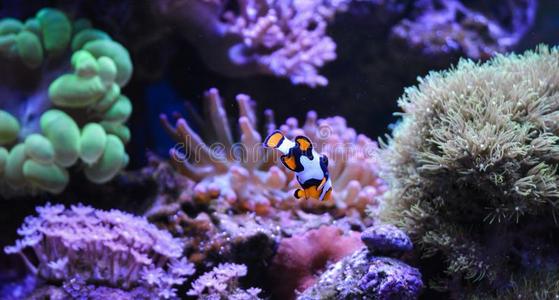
(281, 154, 298, 172)
(317, 177, 327, 190)
(295, 136, 313, 152)
(294, 188, 305, 199)
(264, 130, 285, 148)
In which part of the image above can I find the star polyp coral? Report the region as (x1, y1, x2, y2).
(381, 46, 559, 296)
(0, 8, 134, 196)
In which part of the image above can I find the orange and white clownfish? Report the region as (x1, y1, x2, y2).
(264, 130, 333, 201)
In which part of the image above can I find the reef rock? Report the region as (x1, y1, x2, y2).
(361, 223, 413, 256)
(298, 248, 422, 300)
(297, 224, 422, 299)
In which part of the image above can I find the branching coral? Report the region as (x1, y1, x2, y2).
(380, 45, 559, 296)
(0, 8, 133, 195)
(4, 203, 192, 299)
(160, 87, 385, 219)
(153, 0, 349, 87)
(388, 0, 537, 60)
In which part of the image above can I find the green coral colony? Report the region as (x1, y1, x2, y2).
(0, 8, 133, 194)
(381, 46, 559, 295)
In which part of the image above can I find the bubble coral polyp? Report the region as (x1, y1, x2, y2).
(4, 203, 193, 299)
(154, 0, 349, 87)
(0, 8, 133, 195)
(160, 88, 385, 217)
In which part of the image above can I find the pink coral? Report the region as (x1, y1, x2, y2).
(268, 225, 363, 299)
(153, 0, 348, 87)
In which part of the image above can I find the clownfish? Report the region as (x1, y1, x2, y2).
(264, 130, 333, 201)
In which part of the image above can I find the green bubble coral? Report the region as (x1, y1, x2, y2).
(0, 110, 20, 145)
(0, 8, 133, 196)
(79, 123, 106, 164)
(40, 109, 81, 167)
(36, 8, 71, 54)
(380, 45, 559, 297)
(15, 30, 43, 68)
(24, 134, 55, 164)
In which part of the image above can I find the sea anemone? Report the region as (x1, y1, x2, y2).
(159, 87, 385, 219)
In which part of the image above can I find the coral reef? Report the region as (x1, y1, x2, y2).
(298, 224, 422, 300)
(148, 0, 535, 88)
(0, 1, 556, 300)
(268, 225, 362, 299)
(4, 203, 192, 299)
(187, 263, 262, 299)
(149, 88, 388, 298)
(380, 45, 559, 296)
(159, 87, 385, 219)
(152, 0, 349, 87)
(0, 8, 133, 196)
(388, 0, 537, 60)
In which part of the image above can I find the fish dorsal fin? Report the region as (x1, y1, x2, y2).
(281, 153, 301, 172)
(264, 130, 285, 148)
(319, 154, 329, 172)
(295, 136, 313, 155)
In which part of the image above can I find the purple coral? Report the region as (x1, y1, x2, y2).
(187, 263, 262, 299)
(153, 0, 348, 87)
(4, 203, 194, 299)
(389, 0, 537, 60)
(361, 224, 413, 255)
(359, 257, 422, 300)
